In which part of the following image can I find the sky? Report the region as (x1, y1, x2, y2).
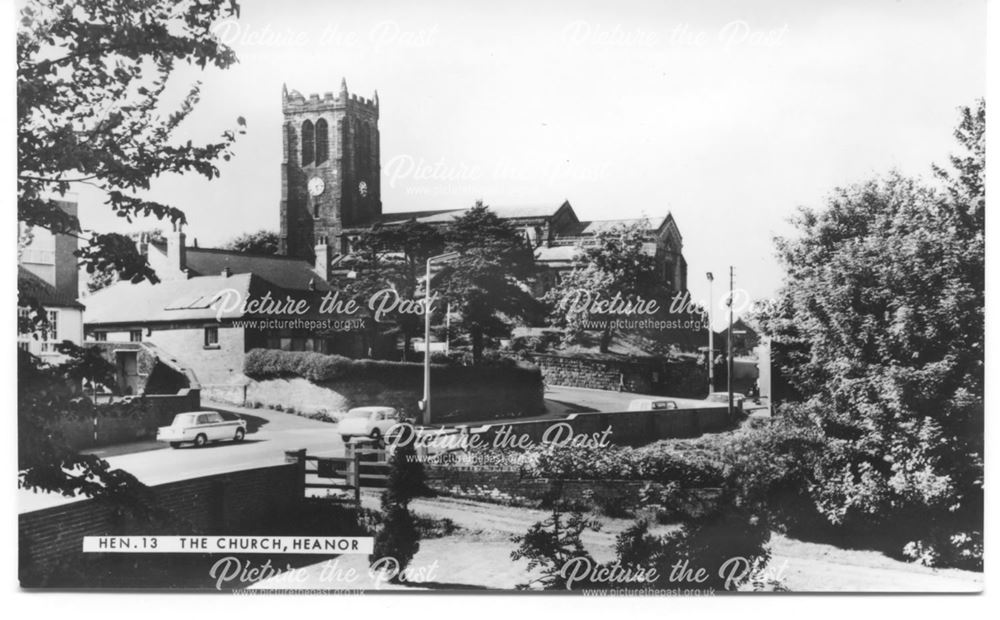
(69, 0, 987, 327)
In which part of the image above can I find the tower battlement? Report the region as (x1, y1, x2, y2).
(282, 80, 378, 113)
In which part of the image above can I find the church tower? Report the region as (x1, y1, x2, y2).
(279, 79, 381, 263)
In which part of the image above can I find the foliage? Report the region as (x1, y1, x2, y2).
(17, 346, 150, 506)
(18, 0, 245, 317)
(516, 442, 725, 487)
(223, 229, 281, 255)
(85, 229, 166, 292)
(243, 348, 541, 389)
(544, 219, 671, 352)
(508, 438, 776, 591)
(758, 101, 985, 567)
(510, 505, 601, 590)
(437, 202, 540, 363)
(336, 220, 444, 360)
(369, 442, 427, 581)
(608, 500, 773, 592)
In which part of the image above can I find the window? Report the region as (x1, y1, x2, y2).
(93, 332, 107, 342)
(17, 341, 29, 352)
(315, 118, 329, 163)
(204, 326, 219, 348)
(301, 120, 314, 166)
(129, 329, 142, 342)
(41, 310, 58, 352)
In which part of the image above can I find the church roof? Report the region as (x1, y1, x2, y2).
(577, 217, 668, 235)
(368, 201, 572, 228)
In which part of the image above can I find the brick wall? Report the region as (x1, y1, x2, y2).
(19, 464, 298, 584)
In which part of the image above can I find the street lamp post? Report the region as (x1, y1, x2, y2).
(422, 251, 459, 426)
(727, 266, 734, 419)
(706, 272, 714, 394)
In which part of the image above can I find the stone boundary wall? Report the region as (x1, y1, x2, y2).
(459, 406, 731, 447)
(532, 353, 708, 398)
(19, 463, 298, 585)
(533, 353, 658, 393)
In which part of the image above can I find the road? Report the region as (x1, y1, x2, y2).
(18, 402, 345, 513)
(18, 385, 726, 514)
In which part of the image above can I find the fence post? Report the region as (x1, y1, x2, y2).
(353, 450, 361, 506)
(284, 449, 306, 499)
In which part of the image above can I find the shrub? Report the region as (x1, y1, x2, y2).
(510, 505, 601, 590)
(368, 442, 428, 582)
(244, 348, 541, 389)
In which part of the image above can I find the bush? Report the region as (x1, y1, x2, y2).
(510, 505, 601, 590)
(244, 348, 541, 389)
(368, 442, 428, 582)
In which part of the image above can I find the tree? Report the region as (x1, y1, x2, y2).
(18, 344, 149, 506)
(544, 220, 666, 353)
(224, 229, 281, 255)
(761, 101, 984, 567)
(18, 0, 245, 313)
(85, 229, 167, 293)
(368, 442, 428, 582)
(17, 0, 243, 501)
(510, 505, 600, 590)
(337, 220, 444, 360)
(438, 202, 538, 363)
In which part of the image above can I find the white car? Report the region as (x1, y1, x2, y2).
(157, 411, 247, 448)
(706, 391, 746, 411)
(338, 406, 402, 443)
(627, 398, 679, 411)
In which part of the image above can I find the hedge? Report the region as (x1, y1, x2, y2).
(243, 348, 543, 391)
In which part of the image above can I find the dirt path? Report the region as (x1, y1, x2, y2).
(359, 491, 983, 592)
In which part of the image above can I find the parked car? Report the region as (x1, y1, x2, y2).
(157, 411, 247, 448)
(705, 391, 746, 411)
(627, 398, 679, 411)
(339, 406, 402, 444)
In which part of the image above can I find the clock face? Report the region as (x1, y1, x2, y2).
(358, 180, 368, 197)
(308, 177, 325, 197)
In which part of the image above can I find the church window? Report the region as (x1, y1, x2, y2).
(315, 118, 329, 163)
(301, 120, 315, 165)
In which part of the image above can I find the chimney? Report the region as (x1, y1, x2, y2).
(314, 241, 332, 282)
(166, 222, 187, 278)
(51, 199, 79, 300)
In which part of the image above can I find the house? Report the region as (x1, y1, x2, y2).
(17, 199, 84, 364)
(17, 267, 84, 364)
(83, 226, 369, 388)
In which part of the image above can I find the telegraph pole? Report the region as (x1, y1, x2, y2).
(727, 266, 734, 419)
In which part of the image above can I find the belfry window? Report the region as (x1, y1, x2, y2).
(302, 120, 315, 165)
(315, 118, 329, 163)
